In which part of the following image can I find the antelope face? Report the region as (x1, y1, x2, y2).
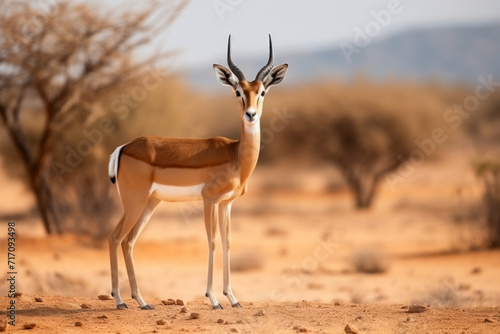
(214, 35, 288, 128)
(234, 80, 265, 125)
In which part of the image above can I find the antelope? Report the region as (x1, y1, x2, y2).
(107, 35, 288, 310)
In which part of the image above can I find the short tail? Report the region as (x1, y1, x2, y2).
(108, 144, 125, 184)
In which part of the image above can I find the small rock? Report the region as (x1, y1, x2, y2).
(180, 307, 188, 313)
(97, 315, 108, 319)
(471, 267, 482, 275)
(344, 324, 359, 334)
(176, 299, 185, 306)
(75, 321, 83, 327)
(23, 323, 37, 330)
(401, 305, 408, 309)
(406, 317, 415, 322)
(35, 297, 44, 302)
(334, 301, 342, 306)
(217, 318, 224, 324)
(299, 328, 309, 333)
(162, 299, 176, 305)
(293, 326, 300, 330)
(98, 295, 113, 301)
(484, 318, 496, 323)
(80, 304, 91, 309)
(225, 321, 230, 325)
(230, 329, 240, 333)
(190, 313, 200, 319)
(254, 309, 266, 317)
(0, 320, 9, 332)
(14, 292, 23, 298)
(156, 319, 167, 325)
(408, 304, 427, 313)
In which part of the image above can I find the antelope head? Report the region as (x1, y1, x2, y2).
(213, 35, 288, 128)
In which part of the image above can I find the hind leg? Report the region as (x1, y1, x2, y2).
(109, 197, 149, 309)
(121, 196, 161, 309)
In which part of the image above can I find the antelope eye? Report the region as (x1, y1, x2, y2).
(235, 91, 241, 97)
(261, 91, 266, 97)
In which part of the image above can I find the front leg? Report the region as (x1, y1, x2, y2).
(219, 201, 241, 307)
(203, 200, 223, 309)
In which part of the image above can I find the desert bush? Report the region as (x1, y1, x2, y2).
(473, 158, 500, 248)
(231, 249, 265, 272)
(350, 247, 389, 274)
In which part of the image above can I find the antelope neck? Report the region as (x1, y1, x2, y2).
(237, 119, 261, 184)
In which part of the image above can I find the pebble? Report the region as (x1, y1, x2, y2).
(344, 324, 359, 334)
(471, 267, 482, 275)
(23, 323, 37, 330)
(180, 307, 188, 313)
(162, 299, 176, 305)
(80, 304, 91, 309)
(156, 319, 167, 325)
(299, 328, 309, 333)
(408, 304, 427, 313)
(97, 315, 108, 319)
(98, 295, 113, 301)
(0, 320, 8, 332)
(254, 309, 266, 317)
(176, 299, 185, 306)
(14, 292, 23, 298)
(35, 297, 44, 302)
(334, 301, 342, 306)
(230, 329, 240, 333)
(217, 319, 224, 324)
(407, 317, 415, 322)
(484, 318, 495, 323)
(75, 321, 83, 327)
(190, 313, 200, 319)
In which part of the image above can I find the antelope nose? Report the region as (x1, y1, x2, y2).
(245, 111, 257, 121)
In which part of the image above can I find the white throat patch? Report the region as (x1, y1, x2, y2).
(244, 120, 260, 136)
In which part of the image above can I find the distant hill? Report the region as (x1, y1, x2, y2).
(186, 23, 500, 89)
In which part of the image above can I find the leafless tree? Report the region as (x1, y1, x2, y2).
(321, 108, 414, 209)
(0, 0, 186, 233)
(474, 159, 500, 248)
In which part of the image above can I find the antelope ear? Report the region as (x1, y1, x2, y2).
(213, 64, 238, 88)
(264, 63, 288, 89)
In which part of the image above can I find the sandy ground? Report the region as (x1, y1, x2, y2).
(1, 148, 500, 333)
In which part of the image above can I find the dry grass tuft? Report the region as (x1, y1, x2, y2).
(231, 249, 265, 272)
(350, 247, 389, 274)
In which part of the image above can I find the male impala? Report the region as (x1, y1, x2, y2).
(108, 35, 288, 310)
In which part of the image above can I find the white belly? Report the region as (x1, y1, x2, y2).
(150, 182, 204, 202)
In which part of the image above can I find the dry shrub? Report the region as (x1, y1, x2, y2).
(231, 249, 265, 272)
(473, 158, 500, 248)
(350, 247, 389, 274)
(262, 80, 446, 208)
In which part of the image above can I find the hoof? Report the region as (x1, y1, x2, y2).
(141, 304, 155, 310)
(116, 303, 128, 310)
(232, 302, 242, 308)
(212, 303, 224, 310)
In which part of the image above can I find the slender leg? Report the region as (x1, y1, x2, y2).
(219, 201, 241, 307)
(108, 197, 149, 310)
(122, 197, 161, 310)
(203, 199, 222, 309)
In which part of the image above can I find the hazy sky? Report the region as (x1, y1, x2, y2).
(106, 0, 500, 68)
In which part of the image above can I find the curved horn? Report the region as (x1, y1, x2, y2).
(227, 35, 246, 81)
(255, 34, 274, 82)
